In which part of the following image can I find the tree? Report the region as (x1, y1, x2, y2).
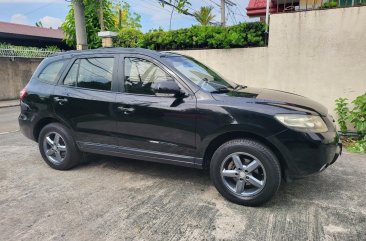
(62, 0, 114, 48)
(112, 1, 141, 29)
(35, 21, 43, 27)
(193, 6, 216, 26)
(62, 0, 141, 48)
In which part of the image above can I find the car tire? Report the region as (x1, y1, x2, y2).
(210, 139, 281, 206)
(38, 123, 81, 170)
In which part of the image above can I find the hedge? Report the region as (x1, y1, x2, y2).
(114, 22, 266, 50)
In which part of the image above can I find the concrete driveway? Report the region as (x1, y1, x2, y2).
(0, 106, 365, 240)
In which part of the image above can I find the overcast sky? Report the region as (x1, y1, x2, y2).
(0, 0, 251, 32)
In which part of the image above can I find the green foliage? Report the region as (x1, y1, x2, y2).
(115, 22, 265, 50)
(114, 28, 143, 48)
(335, 97, 349, 133)
(112, 1, 141, 29)
(349, 93, 366, 135)
(335, 93, 366, 153)
(159, 0, 192, 14)
(347, 136, 366, 153)
(193, 6, 216, 26)
(321, 1, 338, 8)
(62, 0, 115, 49)
(35, 21, 43, 27)
(0, 43, 59, 58)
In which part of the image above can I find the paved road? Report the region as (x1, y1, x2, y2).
(0, 106, 366, 240)
(0, 106, 19, 133)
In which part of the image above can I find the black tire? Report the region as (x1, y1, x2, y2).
(210, 139, 281, 206)
(38, 123, 81, 170)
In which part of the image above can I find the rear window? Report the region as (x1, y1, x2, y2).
(38, 60, 65, 84)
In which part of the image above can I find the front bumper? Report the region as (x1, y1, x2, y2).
(268, 129, 342, 179)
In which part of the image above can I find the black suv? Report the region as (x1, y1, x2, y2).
(19, 48, 341, 206)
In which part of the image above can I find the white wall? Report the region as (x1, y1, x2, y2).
(174, 7, 366, 118)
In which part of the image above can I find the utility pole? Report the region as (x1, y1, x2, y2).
(73, 0, 88, 50)
(265, 0, 270, 45)
(221, 0, 225, 26)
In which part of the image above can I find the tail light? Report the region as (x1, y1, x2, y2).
(20, 87, 27, 101)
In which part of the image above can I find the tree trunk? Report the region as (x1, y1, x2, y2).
(73, 0, 88, 50)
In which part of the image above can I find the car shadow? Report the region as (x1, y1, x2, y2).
(74, 155, 343, 208)
(74, 154, 212, 183)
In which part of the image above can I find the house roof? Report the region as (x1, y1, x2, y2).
(0, 21, 64, 39)
(246, 0, 278, 17)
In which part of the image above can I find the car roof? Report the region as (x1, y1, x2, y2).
(49, 47, 182, 59)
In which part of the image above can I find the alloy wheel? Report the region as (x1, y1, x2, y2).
(42, 132, 67, 165)
(220, 152, 266, 197)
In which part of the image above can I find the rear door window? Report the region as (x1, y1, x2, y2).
(63, 57, 114, 91)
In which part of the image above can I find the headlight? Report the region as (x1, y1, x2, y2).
(275, 114, 328, 133)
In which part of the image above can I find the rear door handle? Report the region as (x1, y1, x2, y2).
(54, 97, 68, 105)
(117, 106, 135, 114)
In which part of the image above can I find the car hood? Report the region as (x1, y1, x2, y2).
(212, 87, 328, 116)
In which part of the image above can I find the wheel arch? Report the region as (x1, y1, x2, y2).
(32, 116, 71, 142)
(202, 131, 288, 178)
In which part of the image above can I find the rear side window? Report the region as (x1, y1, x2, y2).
(38, 60, 65, 84)
(63, 57, 114, 91)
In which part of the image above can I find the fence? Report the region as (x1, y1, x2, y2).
(0, 47, 59, 59)
(273, 0, 366, 13)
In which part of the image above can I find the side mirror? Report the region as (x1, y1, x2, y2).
(152, 80, 184, 98)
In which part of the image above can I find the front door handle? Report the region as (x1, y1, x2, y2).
(53, 96, 68, 105)
(117, 106, 135, 114)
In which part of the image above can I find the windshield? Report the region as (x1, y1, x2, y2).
(165, 55, 236, 93)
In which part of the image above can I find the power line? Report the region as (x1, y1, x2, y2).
(206, 0, 221, 7)
(22, 2, 55, 16)
(156, 0, 195, 16)
(230, 0, 249, 21)
(139, 0, 172, 13)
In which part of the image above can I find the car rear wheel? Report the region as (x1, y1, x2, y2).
(210, 139, 281, 206)
(38, 123, 81, 170)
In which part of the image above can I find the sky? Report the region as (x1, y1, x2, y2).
(0, 0, 251, 32)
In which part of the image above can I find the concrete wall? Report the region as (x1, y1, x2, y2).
(0, 58, 41, 100)
(174, 7, 366, 117)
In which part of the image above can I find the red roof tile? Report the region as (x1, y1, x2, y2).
(0, 21, 64, 39)
(246, 0, 281, 17)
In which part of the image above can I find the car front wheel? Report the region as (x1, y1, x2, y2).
(210, 139, 281, 206)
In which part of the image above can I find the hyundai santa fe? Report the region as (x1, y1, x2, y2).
(19, 48, 342, 206)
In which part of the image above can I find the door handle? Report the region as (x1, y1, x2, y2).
(53, 96, 68, 105)
(117, 106, 135, 114)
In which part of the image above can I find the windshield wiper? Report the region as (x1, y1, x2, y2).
(232, 84, 247, 90)
(211, 87, 230, 93)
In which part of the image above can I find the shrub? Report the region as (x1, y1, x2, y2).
(114, 22, 265, 50)
(335, 97, 349, 133)
(335, 93, 366, 153)
(321, 1, 338, 8)
(114, 28, 144, 48)
(349, 93, 366, 135)
(0, 43, 59, 58)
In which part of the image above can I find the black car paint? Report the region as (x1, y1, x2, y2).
(19, 48, 341, 179)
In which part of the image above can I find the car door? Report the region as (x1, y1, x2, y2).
(115, 54, 197, 166)
(52, 54, 120, 147)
